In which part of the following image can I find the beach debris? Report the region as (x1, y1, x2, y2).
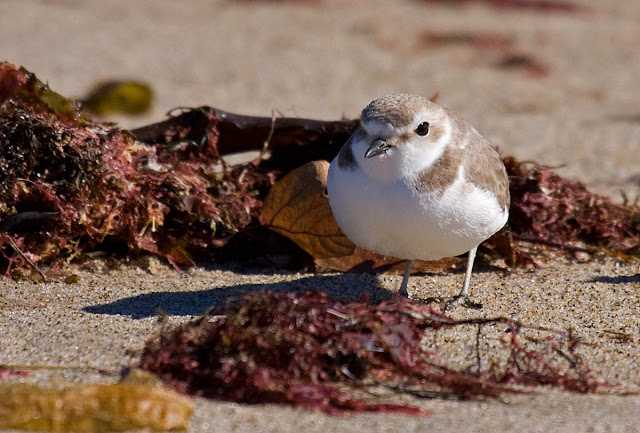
(262, 160, 355, 259)
(0, 61, 638, 277)
(140, 290, 604, 415)
(421, 0, 585, 13)
(416, 30, 549, 77)
(506, 157, 640, 255)
(81, 80, 153, 116)
(417, 31, 513, 51)
(495, 53, 550, 76)
(0, 367, 27, 381)
(0, 62, 270, 275)
(0, 381, 192, 432)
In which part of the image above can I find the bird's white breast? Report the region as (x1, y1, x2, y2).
(327, 156, 507, 261)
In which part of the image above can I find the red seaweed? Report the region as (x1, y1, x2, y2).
(0, 63, 274, 275)
(1, 61, 639, 276)
(140, 291, 604, 415)
(0, 367, 28, 381)
(506, 157, 640, 252)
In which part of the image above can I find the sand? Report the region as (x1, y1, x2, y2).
(1, 0, 640, 431)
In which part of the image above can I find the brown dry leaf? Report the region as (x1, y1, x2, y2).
(263, 160, 355, 259)
(0, 382, 192, 432)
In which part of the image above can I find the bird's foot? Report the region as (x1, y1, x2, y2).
(422, 295, 482, 310)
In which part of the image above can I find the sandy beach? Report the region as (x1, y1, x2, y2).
(1, 0, 640, 431)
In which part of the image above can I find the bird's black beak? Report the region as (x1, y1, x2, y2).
(364, 138, 390, 158)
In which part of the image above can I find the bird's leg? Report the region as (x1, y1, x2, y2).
(446, 246, 482, 309)
(422, 246, 482, 309)
(458, 245, 477, 298)
(398, 259, 414, 297)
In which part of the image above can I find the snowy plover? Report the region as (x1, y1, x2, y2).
(327, 94, 509, 304)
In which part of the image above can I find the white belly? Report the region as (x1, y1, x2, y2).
(327, 160, 508, 261)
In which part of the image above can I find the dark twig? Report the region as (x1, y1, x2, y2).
(3, 235, 46, 281)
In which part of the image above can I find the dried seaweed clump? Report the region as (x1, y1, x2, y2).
(2, 59, 638, 276)
(506, 157, 640, 253)
(140, 291, 603, 415)
(0, 62, 273, 274)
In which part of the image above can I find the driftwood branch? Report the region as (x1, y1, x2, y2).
(131, 107, 359, 166)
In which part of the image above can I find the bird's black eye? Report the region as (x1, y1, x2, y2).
(415, 121, 430, 136)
